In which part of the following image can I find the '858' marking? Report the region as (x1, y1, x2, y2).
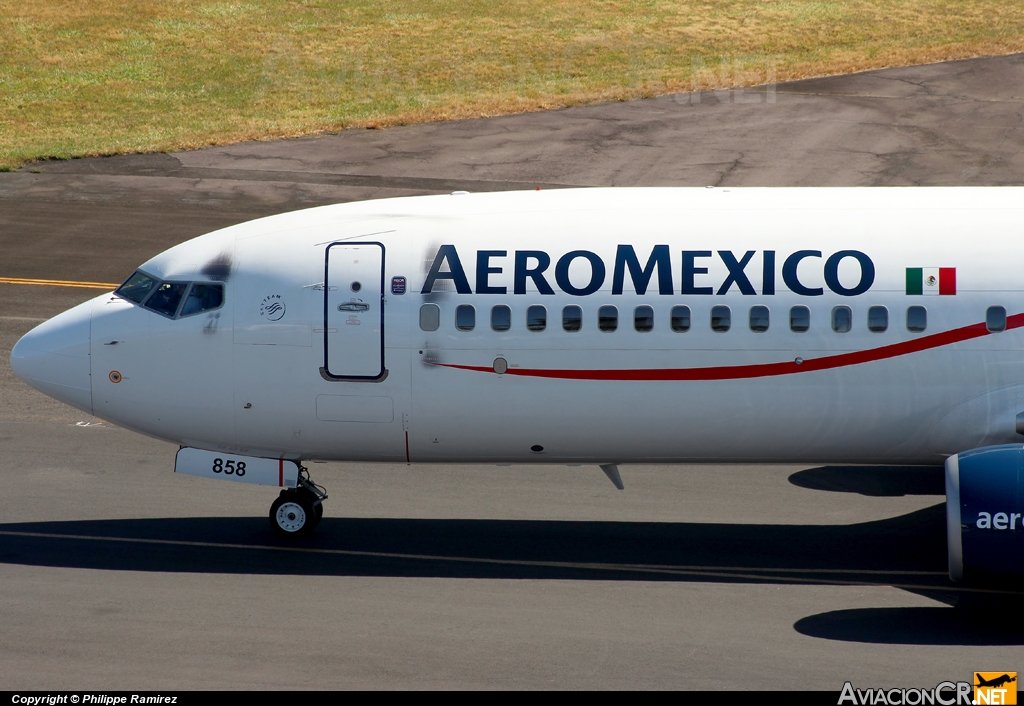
(212, 458, 246, 477)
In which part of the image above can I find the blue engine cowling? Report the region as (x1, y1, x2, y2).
(946, 444, 1024, 583)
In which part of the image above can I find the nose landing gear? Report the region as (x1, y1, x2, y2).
(269, 466, 327, 537)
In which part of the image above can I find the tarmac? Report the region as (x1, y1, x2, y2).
(1, 53, 1023, 689)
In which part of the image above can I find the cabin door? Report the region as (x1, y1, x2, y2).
(323, 242, 385, 380)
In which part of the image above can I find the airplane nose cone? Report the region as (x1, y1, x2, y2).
(10, 299, 93, 414)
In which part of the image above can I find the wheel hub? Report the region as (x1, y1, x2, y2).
(275, 501, 307, 532)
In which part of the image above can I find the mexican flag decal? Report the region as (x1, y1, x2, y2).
(906, 267, 956, 295)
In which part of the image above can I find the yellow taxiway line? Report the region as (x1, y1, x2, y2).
(0, 276, 118, 290)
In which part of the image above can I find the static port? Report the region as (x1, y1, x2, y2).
(531, 445, 544, 453)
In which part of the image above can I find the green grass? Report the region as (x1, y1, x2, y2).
(2, 0, 1023, 170)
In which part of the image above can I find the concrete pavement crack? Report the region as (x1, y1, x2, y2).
(712, 154, 744, 187)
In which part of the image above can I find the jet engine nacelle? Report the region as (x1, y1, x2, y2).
(946, 445, 1024, 584)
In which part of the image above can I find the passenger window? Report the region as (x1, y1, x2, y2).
(634, 306, 654, 332)
(749, 306, 769, 332)
(562, 305, 582, 332)
(116, 271, 158, 304)
(527, 305, 547, 332)
(831, 306, 852, 333)
(906, 306, 927, 333)
(671, 305, 691, 332)
(789, 306, 810, 332)
(179, 283, 224, 317)
(598, 306, 618, 332)
(987, 306, 1006, 332)
(491, 305, 511, 331)
(144, 282, 188, 317)
(419, 303, 440, 331)
(711, 305, 731, 332)
(455, 304, 475, 331)
(867, 306, 888, 332)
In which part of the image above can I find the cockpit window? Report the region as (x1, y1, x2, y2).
(116, 270, 226, 320)
(116, 271, 158, 304)
(179, 283, 224, 317)
(144, 282, 188, 317)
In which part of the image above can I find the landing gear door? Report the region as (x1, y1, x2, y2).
(323, 242, 385, 380)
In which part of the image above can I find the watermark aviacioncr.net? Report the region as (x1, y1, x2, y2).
(839, 674, 1017, 706)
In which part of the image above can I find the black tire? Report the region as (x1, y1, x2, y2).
(270, 490, 315, 537)
(309, 501, 324, 530)
(295, 487, 324, 530)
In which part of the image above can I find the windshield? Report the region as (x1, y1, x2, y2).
(114, 270, 225, 319)
(115, 271, 158, 303)
(180, 283, 224, 317)
(145, 282, 189, 317)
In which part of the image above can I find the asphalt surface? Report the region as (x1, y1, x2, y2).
(1, 54, 1024, 690)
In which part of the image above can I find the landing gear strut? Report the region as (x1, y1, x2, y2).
(269, 466, 327, 537)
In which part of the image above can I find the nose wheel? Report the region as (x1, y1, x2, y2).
(269, 467, 326, 537)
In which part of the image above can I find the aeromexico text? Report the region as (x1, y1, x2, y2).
(422, 246, 875, 297)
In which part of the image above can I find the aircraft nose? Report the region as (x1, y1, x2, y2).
(10, 298, 93, 414)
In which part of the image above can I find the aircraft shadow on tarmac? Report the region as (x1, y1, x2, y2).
(788, 465, 947, 497)
(790, 466, 1023, 645)
(2, 509, 950, 589)
(1, 471, 1021, 646)
(794, 607, 1023, 646)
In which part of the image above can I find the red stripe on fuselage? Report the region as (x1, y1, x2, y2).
(436, 313, 1024, 381)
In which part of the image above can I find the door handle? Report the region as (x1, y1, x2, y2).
(337, 302, 370, 312)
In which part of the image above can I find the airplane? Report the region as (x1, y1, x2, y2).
(976, 675, 1017, 689)
(8, 186, 1024, 585)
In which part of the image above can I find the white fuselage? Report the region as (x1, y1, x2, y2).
(14, 187, 1024, 466)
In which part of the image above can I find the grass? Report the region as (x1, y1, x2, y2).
(1, 1, 1023, 170)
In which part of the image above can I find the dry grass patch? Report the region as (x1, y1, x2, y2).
(2, 0, 1024, 169)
